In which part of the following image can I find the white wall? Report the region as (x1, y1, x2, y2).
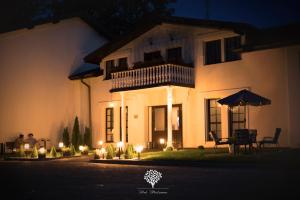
(88, 23, 300, 148)
(0, 17, 107, 146)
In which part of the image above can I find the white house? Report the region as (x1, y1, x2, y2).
(0, 16, 299, 150)
(82, 17, 300, 148)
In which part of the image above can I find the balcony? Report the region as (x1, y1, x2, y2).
(110, 63, 195, 92)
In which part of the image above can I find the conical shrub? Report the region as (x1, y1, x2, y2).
(50, 146, 57, 158)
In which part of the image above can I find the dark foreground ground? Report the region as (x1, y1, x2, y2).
(0, 156, 299, 200)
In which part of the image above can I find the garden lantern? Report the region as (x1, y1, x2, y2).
(117, 141, 124, 159)
(135, 145, 143, 160)
(58, 142, 64, 148)
(98, 140, 103, 148)
(159, 138, 165, 149)
(39, 147, 46, 154)
(24, 143, 30, 150)
(79, 145, 84, 152)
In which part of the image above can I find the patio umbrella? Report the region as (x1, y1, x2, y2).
(217, 89, 271, 106)
(217, 89, 271, 128)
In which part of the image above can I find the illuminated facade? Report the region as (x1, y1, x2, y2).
(1, 17, 299, 148)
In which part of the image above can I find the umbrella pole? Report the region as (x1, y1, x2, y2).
(247, 105, 250, 129)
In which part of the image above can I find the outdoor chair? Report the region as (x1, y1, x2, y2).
(259, 128, 281, 149)
(233, 129, 250, 154)
(209, 131, 231, 149)
(249, 129, 258, 152)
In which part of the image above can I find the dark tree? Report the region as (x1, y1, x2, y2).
(72, 116, 80, 150)
(83, 127, 92, 148)
(0, 0, 175, 37)
(62, 127, 70, 147)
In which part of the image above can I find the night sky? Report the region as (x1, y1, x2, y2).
(173, 0, 300, 28)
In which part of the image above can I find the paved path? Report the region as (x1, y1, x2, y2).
(0, 157, 298, 200)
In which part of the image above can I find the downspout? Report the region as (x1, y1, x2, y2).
(81, 79, 92, 134)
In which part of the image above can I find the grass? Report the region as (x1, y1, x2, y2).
(140, 148, 300, 166)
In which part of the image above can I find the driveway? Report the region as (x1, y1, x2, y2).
(0, 157, 298, 200)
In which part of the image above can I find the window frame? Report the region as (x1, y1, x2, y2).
(204, 39, 222, 65)
(105, 107, 114, 142)
(224, 36, 241, 62)
(206, 99, 222, 141)
(105, 60, 114, 80)
(167, 47, 182, 62)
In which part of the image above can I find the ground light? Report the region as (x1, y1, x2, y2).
(38, 147, 46, 159)
(58, 142, 64, 148)
(24, 143, 30, 150)
(98, 140, 103, 149)
(79, 145, 84, 152)
(135, 145, 143, 160)
(159, 138, 165, 149)
(117, 141, 124, 159)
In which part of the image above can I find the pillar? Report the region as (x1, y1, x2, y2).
(121, 92, 126, 143)
(167, 86, 173, 148)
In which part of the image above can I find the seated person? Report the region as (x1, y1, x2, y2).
(14, 134, 24, 149)
(25, 133, 38, 148)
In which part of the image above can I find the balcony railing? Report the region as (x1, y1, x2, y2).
(110, 63, 194, 92)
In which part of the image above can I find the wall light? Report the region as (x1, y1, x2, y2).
(24, 143, 30, 150)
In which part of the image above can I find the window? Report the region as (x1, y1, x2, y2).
(205, 40, 221, 65)
(225, 36, 241, 61)
(118, 57, 128, 69)
(105, 60, 114, 79)
(206, 99, 222, 141)
(120, 106, 128, 142)
(229, 106, 246, 137)
(106, 108, 114, 142)
(167, 47, 182, 62)
(144, 51, 162, 62)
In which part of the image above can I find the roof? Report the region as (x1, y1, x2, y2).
(84, 16, 256, 64)
(239, 22, 300, 52)
(0, 13, 112, 40)
(68, 63, 103, 80)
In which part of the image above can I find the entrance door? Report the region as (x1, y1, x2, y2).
(151, 105, 182, 149)
(229, 106, 246, 137)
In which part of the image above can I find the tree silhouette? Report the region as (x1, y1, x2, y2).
(144, 170, 162, 188)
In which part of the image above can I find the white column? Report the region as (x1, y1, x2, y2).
(167, 86, 173, 148)
(121, 92, 126, 143)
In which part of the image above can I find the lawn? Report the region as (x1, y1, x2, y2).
(140, 148, 300, 166)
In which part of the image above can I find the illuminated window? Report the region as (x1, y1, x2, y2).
(106, 108, 114, 142)
(206, 99, 222, 141)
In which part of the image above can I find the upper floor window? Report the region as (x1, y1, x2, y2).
(144, 51, 162, 62)
(167, 47, 182, 62)
(118, 57, 128, 69)
(205, 40, 221, 65)
(105, 60, 114, 79)
(225, 36, 241, 62)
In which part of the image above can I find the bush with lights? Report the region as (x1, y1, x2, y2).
(106, 144, 115, 159)
(125, 144, 135, 159)
(31, 145, 38, 158)
(49, 146, 57, 158)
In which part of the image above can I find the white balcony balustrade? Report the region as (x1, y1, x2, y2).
(111, 64, 194, 91)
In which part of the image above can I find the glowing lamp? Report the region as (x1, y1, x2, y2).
(79, 145, 84, 152)
(24, 143, 30, 150)
(159, 138, 165, 145)
(135, 145, 143, 153)
(98, 140, 103, 146)
(117, 141, 124, 148)
(58, 142, 64, 148)
(135, 145, 143, 160)
(39, 147, 46, 154)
